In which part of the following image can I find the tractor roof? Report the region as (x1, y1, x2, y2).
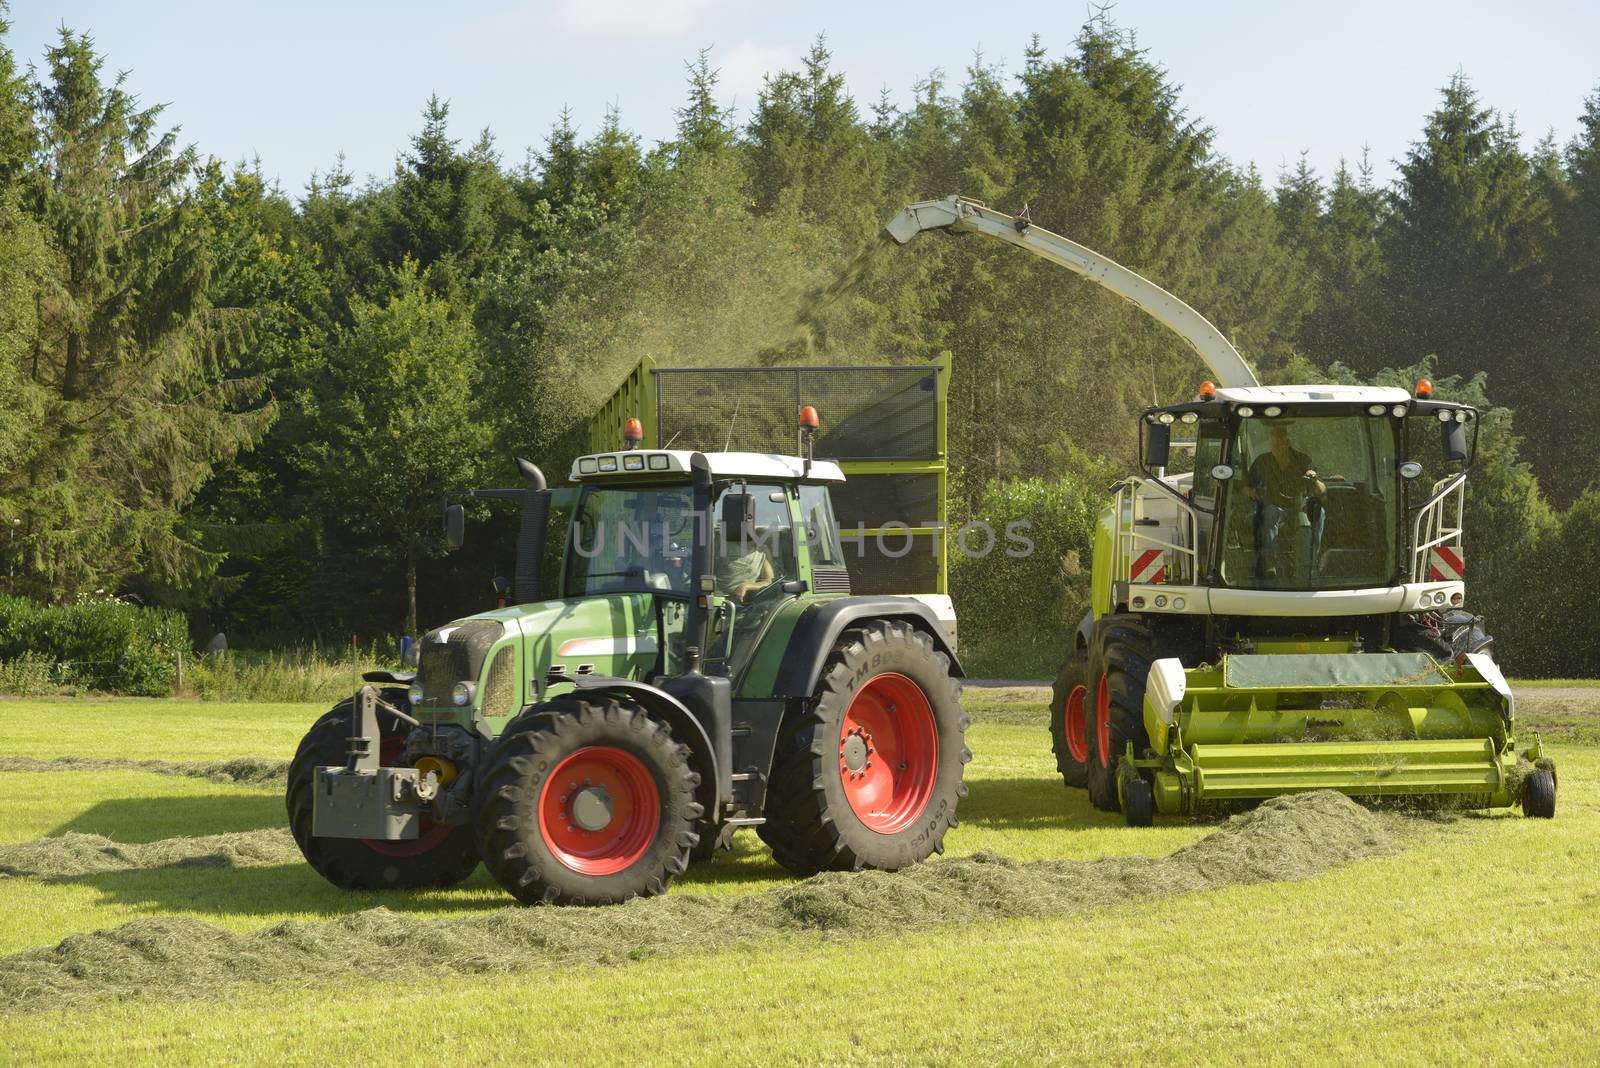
(1213, 385, 1413, 405)
(570, 450, 846, 484)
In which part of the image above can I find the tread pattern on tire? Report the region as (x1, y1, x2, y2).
(1086, 616, 1157, 813)
(285, 692, 480, 890)
(473, 694, 701, 905)
(757, 619, 970, 877)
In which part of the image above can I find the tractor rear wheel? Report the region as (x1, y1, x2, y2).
(474, 695, 701, 905)
(759, 620, 969, 876)
(286, 693, 480, 890)
(1049, 648, 1091, 789)
(1085, 616, 1156, 813)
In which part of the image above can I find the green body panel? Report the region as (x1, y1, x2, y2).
(1137, 652, 1518, 812)
(415, 593, 671, 736)
(733, 593, 848, 699)
(1089, 500, 1117, 621)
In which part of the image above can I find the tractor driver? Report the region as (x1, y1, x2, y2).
(1245, 426, 1327, 581)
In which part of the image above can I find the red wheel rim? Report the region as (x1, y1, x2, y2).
(838, 672, 940, 834)
(1064, 684, 1089, 763)
(1095, 674, 1112, 769)
(363, 735, 454, 858)
(538, 746, 661, 875)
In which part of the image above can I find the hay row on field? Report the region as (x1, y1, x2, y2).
(0, 791, 1397, 1016)
(0, 755, 287, 786)
(0, 830, 298, 879)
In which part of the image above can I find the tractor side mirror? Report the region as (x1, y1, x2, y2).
(1442, 420, 1468, 463)
(720, 492, 754, 541)
(444, 504, 465, 548)
(1145, 421, 1172, 469)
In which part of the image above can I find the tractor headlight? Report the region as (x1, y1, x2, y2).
(1437, 409, 1453, 423)
(1391, 404, 1408, 417)
(1158, 412, 1175, 425)
(1154, 595, 1168, 608)
(1173, 597, 1186, 610)
(1454, 410, 1469, 423)
(1237, 405, 1255, 418)
(1264, 405, 1282, 417)
(1451, 592, 1463, 606)
(1180, 412, 1198, 424)
(1368, 404, 1386, 416)
(451, 681, 475, 707)
(407, 684, 424, 705)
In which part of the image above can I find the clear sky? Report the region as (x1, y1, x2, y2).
(11, 0, 1599, 196)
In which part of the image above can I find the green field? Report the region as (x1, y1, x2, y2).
(1, 690, 1597, 1065)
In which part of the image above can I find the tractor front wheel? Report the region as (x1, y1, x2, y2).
(286, 694, 480, 890)
(759, 620, 969, 876)
(474, 695, 701, 905)
(1085, 616, 1156, 813)
(1049, 648, 1091, 789)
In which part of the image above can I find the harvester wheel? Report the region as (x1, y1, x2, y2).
(286, 692, 480, 890)
(759, 620, 969, 876)
(1122, 774, 1155, 827)
(473, 694, 700, 905)
(1048, 649, 1090, 789)
(1085, 616, 1156, 813)
(1521, 768, 1557, 819)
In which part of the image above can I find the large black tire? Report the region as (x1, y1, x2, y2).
(474, 694, 701, 905)
(1048, 648, 1091, 789)
(1085, 616, 1156, 813)
(758, 620, 969, 876)
(286, 693, 480, 890)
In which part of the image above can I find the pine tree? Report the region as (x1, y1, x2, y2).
(673, 48, 735, 158)
(12, 29, 271, 601)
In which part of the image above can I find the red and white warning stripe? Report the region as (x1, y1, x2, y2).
(1130, 548, 1166, 584)
(1427, 545, 1464, 581)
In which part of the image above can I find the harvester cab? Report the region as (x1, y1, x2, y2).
(286, 405, 970, 905)
(887, 194, 1555, 824)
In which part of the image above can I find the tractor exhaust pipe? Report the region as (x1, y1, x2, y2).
(684, 453, 715, 675)
(513, 457, 549, 605)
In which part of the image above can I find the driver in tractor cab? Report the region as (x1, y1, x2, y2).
(715, 539, 774, 604)
(1246, 425, 1328, 581)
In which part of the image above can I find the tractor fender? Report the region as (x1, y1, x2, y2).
(566, 674, 724, 814)
(1075, 611, 1095, 651)
(771, 597, 964, 699)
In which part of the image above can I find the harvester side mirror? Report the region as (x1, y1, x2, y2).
(1442, 420, 1468, 463)
(1145, 421, 1171, 469)
(444, 504, 466, 549)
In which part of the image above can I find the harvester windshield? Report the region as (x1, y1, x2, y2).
(1214, 414, 1400, 590)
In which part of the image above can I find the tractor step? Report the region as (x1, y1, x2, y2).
(1190, 737, 1502, 800)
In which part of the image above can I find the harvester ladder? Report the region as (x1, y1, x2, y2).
(1411, 473, 1465, 582)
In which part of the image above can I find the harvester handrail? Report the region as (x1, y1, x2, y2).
(1114, 477, 1200, 586)
(1410, 472, 1466, 582)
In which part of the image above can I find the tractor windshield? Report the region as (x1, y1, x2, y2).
(565, 486, 697, 597)
(1216, 413, 1400, 590)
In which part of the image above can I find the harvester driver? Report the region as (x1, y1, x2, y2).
(1246, 425, 1327, 581)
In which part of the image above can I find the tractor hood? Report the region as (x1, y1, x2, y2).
(413, 593, 669, 731)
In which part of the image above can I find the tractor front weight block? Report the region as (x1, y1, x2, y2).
(312, 765, 428, 840)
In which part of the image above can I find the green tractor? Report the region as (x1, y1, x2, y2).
(286, 413, 969, 904)
(888, 196, 1556, 823)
